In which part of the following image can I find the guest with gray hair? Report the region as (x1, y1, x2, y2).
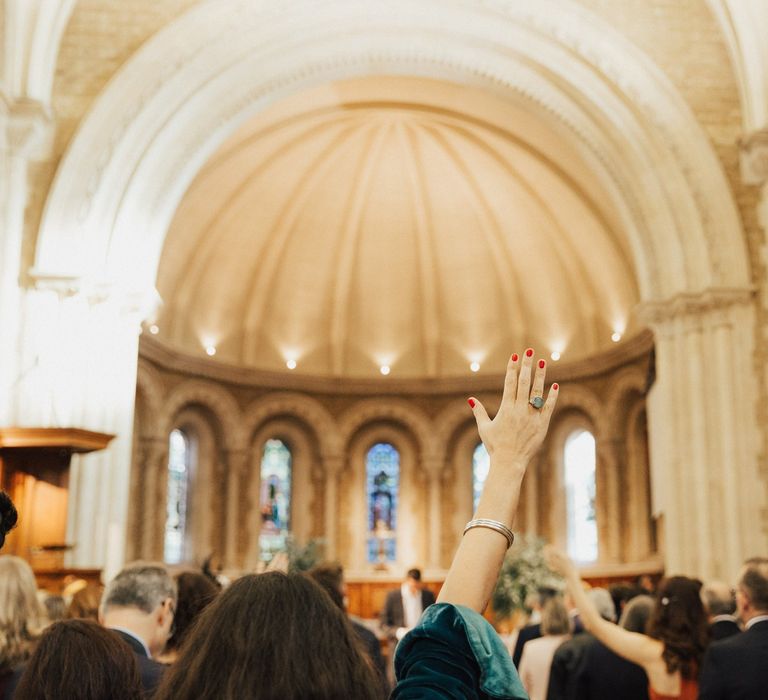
(546, 588, 615, 700)
(100, 563, 177, 695)
(571, 595, 654, 700)
(701, 580, 740, 641)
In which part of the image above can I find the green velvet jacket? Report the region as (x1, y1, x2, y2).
(393, 603, 529, 700)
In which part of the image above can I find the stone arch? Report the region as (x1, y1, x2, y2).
(337, 398, 437, 461)
(162, 380, 245, 450)
(552, 384, 605, 435)
(433, 399, 478, 465)
(36, 0, 748, 305)
(242, 392, 340, 458)
(604, 367, 648, 428)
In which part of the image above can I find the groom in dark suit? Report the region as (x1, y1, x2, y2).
(699, 557, 768, 700)
(380, 568, 436, 642)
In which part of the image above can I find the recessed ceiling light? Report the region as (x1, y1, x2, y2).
(149, 324, 159, 335)
(286, 359, 297, 369)
(205, 345, 216, 356)
(551, 351, 561, 361)
(470, 361, 480, 372)
(611, 332, 621, 343)
(380, 365, 390, 376)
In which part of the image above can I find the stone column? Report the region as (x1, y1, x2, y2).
(224, 449, 250, 569)
(134, 436, 168, 561)
(322, 455, 344, 561)
(642, 289, 760, 581)
(596, 439, 622, 563)
(423, 457, 443, 570)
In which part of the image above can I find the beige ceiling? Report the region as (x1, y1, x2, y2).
(157, 76, 639, 378)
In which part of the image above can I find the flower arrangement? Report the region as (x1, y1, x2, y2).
(491, 535, 563, 618)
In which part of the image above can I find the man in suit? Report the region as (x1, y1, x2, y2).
(699, 557, 768, 700)
(702, 580, 741, 641)
(380, 568, 436, 642)
(100, 563, 177, 695)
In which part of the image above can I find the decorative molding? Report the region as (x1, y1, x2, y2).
(0, 97, 52, 158)
(637, 287, 755, 325)
(739, 128, 768, 186)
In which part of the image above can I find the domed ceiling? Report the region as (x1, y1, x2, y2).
(156, 76, 640, 378)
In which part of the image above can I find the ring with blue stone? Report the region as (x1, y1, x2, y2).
(529, 396, 545, 409)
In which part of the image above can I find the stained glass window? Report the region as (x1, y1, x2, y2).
(564, 430, 598, 562)
(259, 438, 292, 561)
(472, 442, 490, 512)
(366, 443, 400, 563)
(164, 428, 190, 564)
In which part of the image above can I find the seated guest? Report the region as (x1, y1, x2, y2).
(0, 556, 46, 697)
(154, 571, 383, 699)
(546, 587, 615, 700)
(701, 580, 740, 641)
(547, 551, 708, 700)
(41, 593, 67, 623)
(699, 557, 768, 699)
(14, 619, 143, 700)
(512, 587, 559, 667)
(380, 568, 436, 642)
(309, 562, 389, 694)
(572, 595, 654, 700)
(519, 596, 571, 700)
(100, 563, 176, 695)
(392, 349, 557, 698)
(0, 493, 18, 551)
(67, 582, 104, 621)
(156, 572, 218, 664)
(609, 583, 641, 621)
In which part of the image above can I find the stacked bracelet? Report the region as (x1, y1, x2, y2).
(463, 518, 515, 548)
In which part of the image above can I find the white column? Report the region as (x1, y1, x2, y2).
(643, 289, 762, 581)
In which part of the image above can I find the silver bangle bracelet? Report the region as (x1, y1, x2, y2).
(463, 518, 515, 548)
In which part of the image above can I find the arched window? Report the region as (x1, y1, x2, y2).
(366, 443, 400, 564)
(164, 428, 190, 564)
(259, 438, 292, 560)
(564, 430, 598, 562)
(472, 442, 490, 512)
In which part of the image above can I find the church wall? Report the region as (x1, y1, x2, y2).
(132, 332, 657, 578)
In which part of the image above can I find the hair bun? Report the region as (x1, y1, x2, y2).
(0, 491, 19, 549)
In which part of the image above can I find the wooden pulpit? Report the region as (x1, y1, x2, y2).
(0, 428, 113, 589)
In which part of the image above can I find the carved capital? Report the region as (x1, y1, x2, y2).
(739, 128, 768, 186)
(637, 287, 755, 326)
(322, 454, 345, 478)
(0, 96, 52, 159)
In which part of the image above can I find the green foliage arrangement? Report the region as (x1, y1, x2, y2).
(284, 537, 326, 572)
(491, 535, 563, 618)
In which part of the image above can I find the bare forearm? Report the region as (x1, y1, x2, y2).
(437, 464, 525, 612)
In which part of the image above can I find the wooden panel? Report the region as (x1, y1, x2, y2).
(346, 579, 443, 620)
(34, 568, 102, 594)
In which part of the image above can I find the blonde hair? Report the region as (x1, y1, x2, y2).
(541, 597, 571, 636)
(0, 556, 45, 669)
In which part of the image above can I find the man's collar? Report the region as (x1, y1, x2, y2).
(109, 626, 152, 658)
(711, 614, 739, 624)
(745, 614, 768, 630)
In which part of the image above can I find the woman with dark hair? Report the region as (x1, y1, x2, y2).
(154, 571, 383, 699)
(547, 550, 708, 700)
(157, 571, 219, 664)
(14, 619, 143, 700)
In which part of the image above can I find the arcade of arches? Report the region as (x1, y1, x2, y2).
(1, 0, 768, 593)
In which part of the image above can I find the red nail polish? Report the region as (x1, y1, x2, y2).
(538, 360, 545, 369)
(511, 353, 519, 362)
(468, 398, 476, 408)
(525, 348, 533, 357)
(552, 383, 559, 391)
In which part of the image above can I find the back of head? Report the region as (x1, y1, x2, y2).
(164, 571, 219, 652)
(541, 597, 570, 636)
(406, 568, 422, 582)
(619, 594, 654, 633)
(42, 594, 67, 623)
(154, 572, 381, 700)
(14, 619, 143, 700)
(0, 555, 44, 668)
(648, 576, 709, 678)
(68, 583, 104, 621)
(739, 558, 768, 614)
(701, 581, 736, 617)
(588, 587, 616, 622)
(0, 493, 18, 550)
(101, 563, 177, 616)
(308, 562, 345, 610)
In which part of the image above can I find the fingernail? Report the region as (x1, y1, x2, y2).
(511, 353, 519, 362)
(538, 359, 545, 369)
(468, 398, 476, 408)
(525, 348, 533, 357)
(552, 383, 559, 391)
